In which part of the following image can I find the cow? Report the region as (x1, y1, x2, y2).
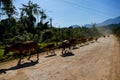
(94, 37, 98, 42)
(103, 35, 106, 38)
(69, 38, 76, 47)
(44, 43, 56, 55)
(78, 38, 88, 46)
(3, 41, 39, 65)
(88, 37, 93, 42)
(59, 40, 72, 54)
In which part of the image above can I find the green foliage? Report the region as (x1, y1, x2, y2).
(112, 23, 120, 37)
(0, 1, 102, 45)
(1, 0, 17, 18)
(0, 49, 4, 58)
(41, 30, 54, 42)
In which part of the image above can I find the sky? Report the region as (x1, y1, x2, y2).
(13, 0, 120, 27)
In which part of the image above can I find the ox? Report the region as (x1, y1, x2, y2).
(59, 40, 72, 54)
(59, 38, 81, 54)
(95, 38, 98, 42)
(88, 37, 93, 42)
(44, 43, 56, 55)
(69, 38, 77, 48)
(78, 38, 88, 46)
(3, 41, 39, 65)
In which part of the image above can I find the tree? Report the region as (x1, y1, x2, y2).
(39, 9, 47, 23)
(112, 23, 120, 37)
(91, 23, 101, 37)
(0, 0, 16, 25)
(20, 0, 40, 33)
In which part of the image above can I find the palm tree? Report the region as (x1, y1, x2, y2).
(20, 0, 40, 33)
(0, 0, 16, 26)
(0, 0, 16, 18)
(39, 9, 47, 23)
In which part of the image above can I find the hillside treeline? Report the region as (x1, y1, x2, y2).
(111, 23, 120, 37)
(0, 0, 101, 45)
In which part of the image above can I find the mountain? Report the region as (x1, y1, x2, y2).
(69, 25, 81, 28)
(97, 16, 120, 26)
(85, 16, 120, 27)
(84, 24, 92, 27)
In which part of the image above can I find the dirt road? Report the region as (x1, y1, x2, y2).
(0, 35, 120, 80)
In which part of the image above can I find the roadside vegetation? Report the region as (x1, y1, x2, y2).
(111, 23, 120, 38)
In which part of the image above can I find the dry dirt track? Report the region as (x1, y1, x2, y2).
(0, 35, 120, 80)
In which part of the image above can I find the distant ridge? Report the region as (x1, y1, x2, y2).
(69, 25, 81, 28)
(84, 16, 120, 27)
(97, 16, 120, 26)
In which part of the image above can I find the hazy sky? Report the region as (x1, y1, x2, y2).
(14, 0, 120, 27)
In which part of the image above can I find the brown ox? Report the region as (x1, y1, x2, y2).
(78, 38, 87, 44)
(88, 37, 93, 42)
(4, 41, 39, 65)
(59, 38, 82, 54)
(44, 43, 56, 55)
(69, 38, 80, 49)
(59, 40, 72, 54)
(94, 38, 98, 42)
